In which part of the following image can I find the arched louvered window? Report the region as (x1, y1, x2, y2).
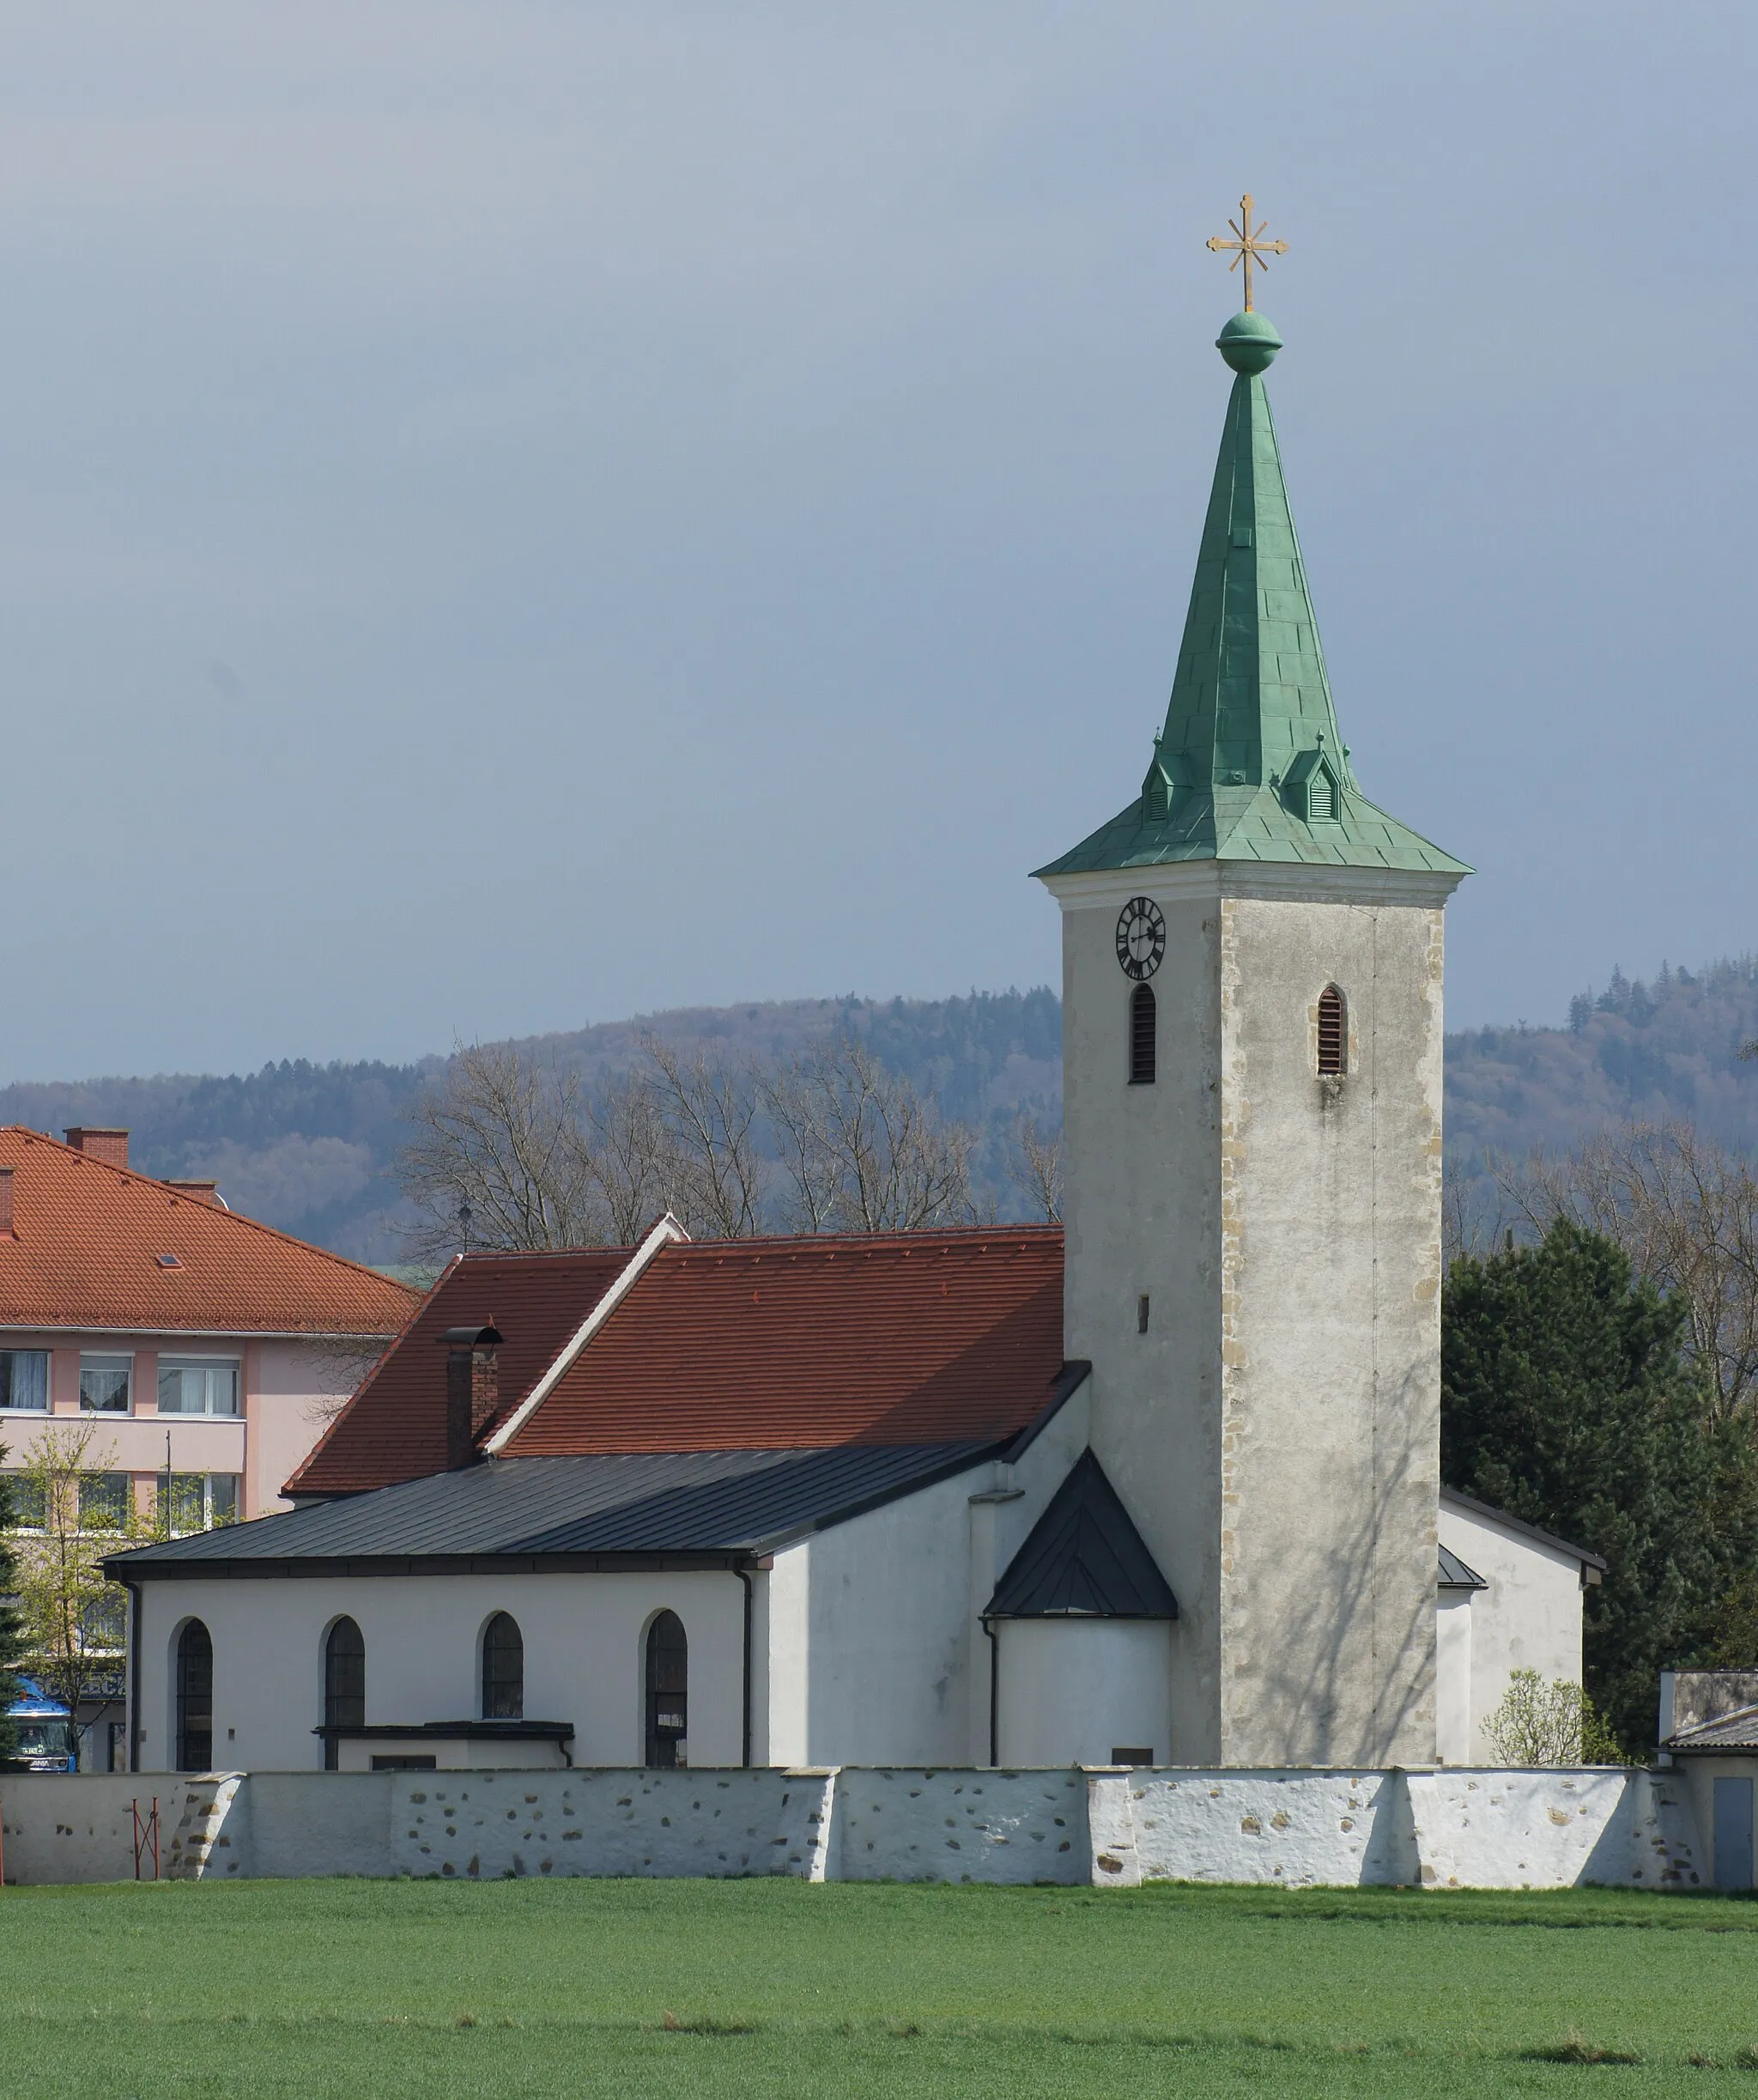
(323, 1616, 365, 1771)
(175, 1619, 213, 1773)
(1318, 986, 1346, 1076)
(1129, 984, 1157, 1086)
(482, 1611, 524, 1720)
(645, 1611, 688, 1769)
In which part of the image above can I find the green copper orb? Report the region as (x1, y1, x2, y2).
(1216, 312, 1282, 375)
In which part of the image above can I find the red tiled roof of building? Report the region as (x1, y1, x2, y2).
(287, 1245, 633, 1496)
(0, 1126, 416, 1340)
(506, 1228, 1065, 1455)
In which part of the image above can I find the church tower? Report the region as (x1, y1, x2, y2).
(1036, 281, 1469, 1767)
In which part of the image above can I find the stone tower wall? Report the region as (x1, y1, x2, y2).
(1055, 864, 1449, 1767)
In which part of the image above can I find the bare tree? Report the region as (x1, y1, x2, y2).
(1491, 1120, 1758, 1422)
(399, 1041, 599, 1260)
(582, 1066, 680, 1244)
(401, 1032, 988, 1254)
(1442, 1156, 1518, 1271)
(762, 1038, 978, 1234)
(1006, 1111, 1063, 1223)
(642, 1039, 767, 1239)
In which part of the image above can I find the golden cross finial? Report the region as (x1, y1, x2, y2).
(1205, 193, 1288, 313)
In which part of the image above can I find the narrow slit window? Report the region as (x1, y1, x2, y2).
(1318, 986, 1346, 1075)
(1129, 984, 1157, 1085)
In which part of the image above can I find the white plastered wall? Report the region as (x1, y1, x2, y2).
(1434, 1591, 1474, 1763)
(758, 1383, 1091, 1769)
(995, 1621, 1173, 1767)
(1438, 1495, 1587, 1760)
(1050, 863, 1454, 1768)
(131, 1569, 744, 1774)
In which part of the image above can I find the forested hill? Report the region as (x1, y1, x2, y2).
(4, 963, 1757, 1265)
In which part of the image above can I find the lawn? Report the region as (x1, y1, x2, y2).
(2, 1877, 1755, 2097)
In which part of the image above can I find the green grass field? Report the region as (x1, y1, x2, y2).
(3, 1878, 1756, 2097)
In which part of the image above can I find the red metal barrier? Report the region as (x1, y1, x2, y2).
(131, 1796, 159, 1881)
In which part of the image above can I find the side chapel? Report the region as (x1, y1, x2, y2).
(112, 221, 1601, 1777)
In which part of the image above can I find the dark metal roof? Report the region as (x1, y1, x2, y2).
(984, 1449, 1178, 1620)
(1440, 1487, 1607, 1572)
(108, 1445, 997, 1577)
(316, 1721, 573, 1742)
(1665, 1705, 1758, 1753)
(1437, 1544, 1488, 1591)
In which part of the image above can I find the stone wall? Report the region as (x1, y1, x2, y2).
(0, 1764, 1711, 1891)
(833, 1768, 1088, 1883)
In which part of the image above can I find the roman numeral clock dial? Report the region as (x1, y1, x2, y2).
(1115, 896, 1165, 980)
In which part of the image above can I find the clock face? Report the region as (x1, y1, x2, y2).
(1115, 896, 1166, 980)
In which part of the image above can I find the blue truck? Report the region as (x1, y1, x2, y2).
(7, 1677, 77, 1771)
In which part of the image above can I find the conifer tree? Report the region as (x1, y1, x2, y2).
(0, 1449, 27, 1763)
(1442, 1220, 1758, 1756)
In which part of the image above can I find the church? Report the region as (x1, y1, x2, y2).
(111, 278, 1602, 1779)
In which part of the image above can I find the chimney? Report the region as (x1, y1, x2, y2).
(441, 1323, 503, 1469)
(65, 1127, 130, 1171)
(0, 1167, 13, 1235)
(166, 1180, 220, 1205)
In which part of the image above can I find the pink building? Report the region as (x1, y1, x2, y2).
(0, 1125, 416, 1761)
(0, 1126, 415, 1523)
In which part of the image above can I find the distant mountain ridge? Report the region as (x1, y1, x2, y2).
(4, 964, 1756, 1264)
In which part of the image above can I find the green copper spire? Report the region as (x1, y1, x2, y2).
(1036, 318, 1467, 880)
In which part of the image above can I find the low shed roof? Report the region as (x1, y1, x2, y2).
(112, 1444, 1000, 1575)
(985, 1449, 1178, 1620)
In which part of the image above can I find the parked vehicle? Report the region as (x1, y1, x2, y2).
(8, 1677, 76, 1770)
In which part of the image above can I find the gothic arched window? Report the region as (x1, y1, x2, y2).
(645, 1611, 688, 1769)
(323, 1616, 365, 1771)
(175, 1619, 213, 1773)
(1318, 986, 1347, 1076)
(1129, 984, 1157, 1086)
(482, 1611, 524, 1720)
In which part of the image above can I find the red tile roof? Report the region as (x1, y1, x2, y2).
(291, 1227, 1068, 1496)
(507, 1228, 1065, 1454)
(0, 1127, 416, 1340)
(287, 1246, 633, 1496)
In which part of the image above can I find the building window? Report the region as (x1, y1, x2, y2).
(482, 1612, 524, 1720)
(161, 1473, 239, 1537)
(324, 1617, 366, 1771)
(79, 1354, 132, 1413)
(82, 1591, 127, 1651)
(78, 1472, 133, 1533)
(1129, 984, 1157, 1085)
(645, 1611, 688, 1769)
(1318, 985, 1347, 1076)
(158, 1360, 239, 1416)
(6, 1474, 45, 1529)
(0, 1350, 49, 1411)
(176, 1620, 214, 1772)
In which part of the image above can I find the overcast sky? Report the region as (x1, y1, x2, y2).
(2, 0, 1750, 1082)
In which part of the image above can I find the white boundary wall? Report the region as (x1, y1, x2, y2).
(0, 1765, 1706, 1891)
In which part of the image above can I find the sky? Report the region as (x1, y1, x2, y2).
(2, 0, 1753, 1082)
